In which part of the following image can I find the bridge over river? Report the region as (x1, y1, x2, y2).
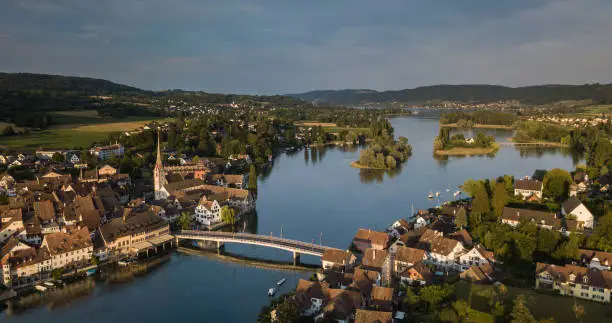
(175, 230, 333, 264)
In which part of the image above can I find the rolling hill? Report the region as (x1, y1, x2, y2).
(289, 84, 612, 106)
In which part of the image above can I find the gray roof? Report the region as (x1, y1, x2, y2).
(562, 197, 583, 214)
(514, 179, 543, 191)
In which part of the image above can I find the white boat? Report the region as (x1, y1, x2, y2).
(435, 191, 440, 197)
(268, 288, 277, 296)
(445, 188, 450, 193)
(35, 285, 48, 292)
(43, 281, 55, 288)
(453, 191, 461, 198)
(427, 192, 434, 199)
(277, 278, 286, 286)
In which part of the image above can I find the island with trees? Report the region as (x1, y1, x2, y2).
(350, 119, 412, 170)
(433, 127, 498, 156)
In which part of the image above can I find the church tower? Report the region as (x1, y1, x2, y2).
(154, 128, 167, 200)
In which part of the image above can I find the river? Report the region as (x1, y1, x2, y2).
(1, 114, 582, 322)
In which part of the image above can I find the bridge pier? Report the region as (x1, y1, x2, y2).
(217, 241, 225, 254)
(293, 251, 300, 266)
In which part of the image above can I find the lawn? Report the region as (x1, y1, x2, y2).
(0, 117, 170, 149)
(456, 282, 612, 323)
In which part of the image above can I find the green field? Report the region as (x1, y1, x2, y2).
(1, 115, 171, 149)
(567, 104, 612, 117)
(456, 282, 612, 323)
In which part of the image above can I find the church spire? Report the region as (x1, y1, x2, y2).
(155, 127, 162, 168)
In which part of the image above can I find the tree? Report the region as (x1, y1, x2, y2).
(51, 268, 64, 280)
(51, 152, 65, 163)
(454, 208, 468, 229)
(543, 168, 573, 201)
(470, 185, 490, 227)
(492, 182, 509, 219)
(510, 295, 536, 323)
(420, 284, 453, 312)
(272, 297, 299, 323)
(586, 211, 612, 251)
(385, 155, 397, 169)
(221, 206, 237, 226)
(463, 179, 483, 197)
(178, 211, 192, 230)
(403, 288, 420, 309)
(536, 229, 561, 254)
(452, 300, 470, 322)
(248, 164, 258, 191)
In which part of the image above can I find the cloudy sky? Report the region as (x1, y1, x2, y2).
(1, 0, 611, 94)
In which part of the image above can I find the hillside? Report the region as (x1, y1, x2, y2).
(289, 84, 612, 106)
(0, 72, 311, 129)
(0, 72, 142, 94)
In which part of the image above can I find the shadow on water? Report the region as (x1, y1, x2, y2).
(3, 255, 172, 316)
(358, 165, 403, 184)
(177, 247, 318, 272)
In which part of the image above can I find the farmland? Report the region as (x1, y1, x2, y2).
(0, 111, 169, 149)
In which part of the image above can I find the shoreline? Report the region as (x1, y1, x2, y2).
(506, 137, 569, 147)
(349, 161, 389, 170)
(440, 123, 514, 130)
(434, 143, 499, 156)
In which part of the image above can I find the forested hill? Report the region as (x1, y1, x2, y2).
(0, 72, 311, 128)
(289, 84, 612, 106)
(0, 72, 143, 94)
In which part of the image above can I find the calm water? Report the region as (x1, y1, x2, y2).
(1, 115, 581, 322)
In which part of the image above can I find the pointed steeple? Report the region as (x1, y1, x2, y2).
(155, 127, 162, 168)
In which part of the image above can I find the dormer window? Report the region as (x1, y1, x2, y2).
(583, 276, 588, 284)
(569, 274, 576, 282)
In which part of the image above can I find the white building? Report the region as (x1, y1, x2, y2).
(90, 144, 124, 160)
(194, 200, 222, 226)
(562, 197, 594, 229)
(514, 179, 543, 200)
(41, 227, 93, 270)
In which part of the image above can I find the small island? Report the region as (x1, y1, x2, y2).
(434, 128, 499, 156)
(351, 136, 412, 169)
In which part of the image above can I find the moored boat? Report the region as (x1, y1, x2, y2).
(277, 278, 286, 286)
(268, 288, 277, 296)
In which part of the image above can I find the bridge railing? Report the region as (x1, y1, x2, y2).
(178, 230, 329, 252)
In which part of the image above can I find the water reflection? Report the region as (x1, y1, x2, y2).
(359, 166, 403, 184)
(4, 279, 96, 316)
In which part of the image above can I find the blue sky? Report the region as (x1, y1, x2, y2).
(1, 0, 611, 94)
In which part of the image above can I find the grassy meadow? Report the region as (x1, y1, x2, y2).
(1, 110, 170, 149)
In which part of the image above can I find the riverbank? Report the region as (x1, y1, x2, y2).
(506, 137, 569, 147)
(434, 143, 500, 156)
(440, 123, 513, 129)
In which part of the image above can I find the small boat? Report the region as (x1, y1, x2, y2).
(427, 192, 434, 199)
(435, 191, 440, 197)
(445, 188, 450, 193)
(453, 191, 461, 198)
(268, 288, 277, 296)
(118, 259, 133, 266)
(86, 268, 97, 276)
(43, 281, 55, 288)
(277, 278, 286, 286)
(35, 285, 48, 292)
